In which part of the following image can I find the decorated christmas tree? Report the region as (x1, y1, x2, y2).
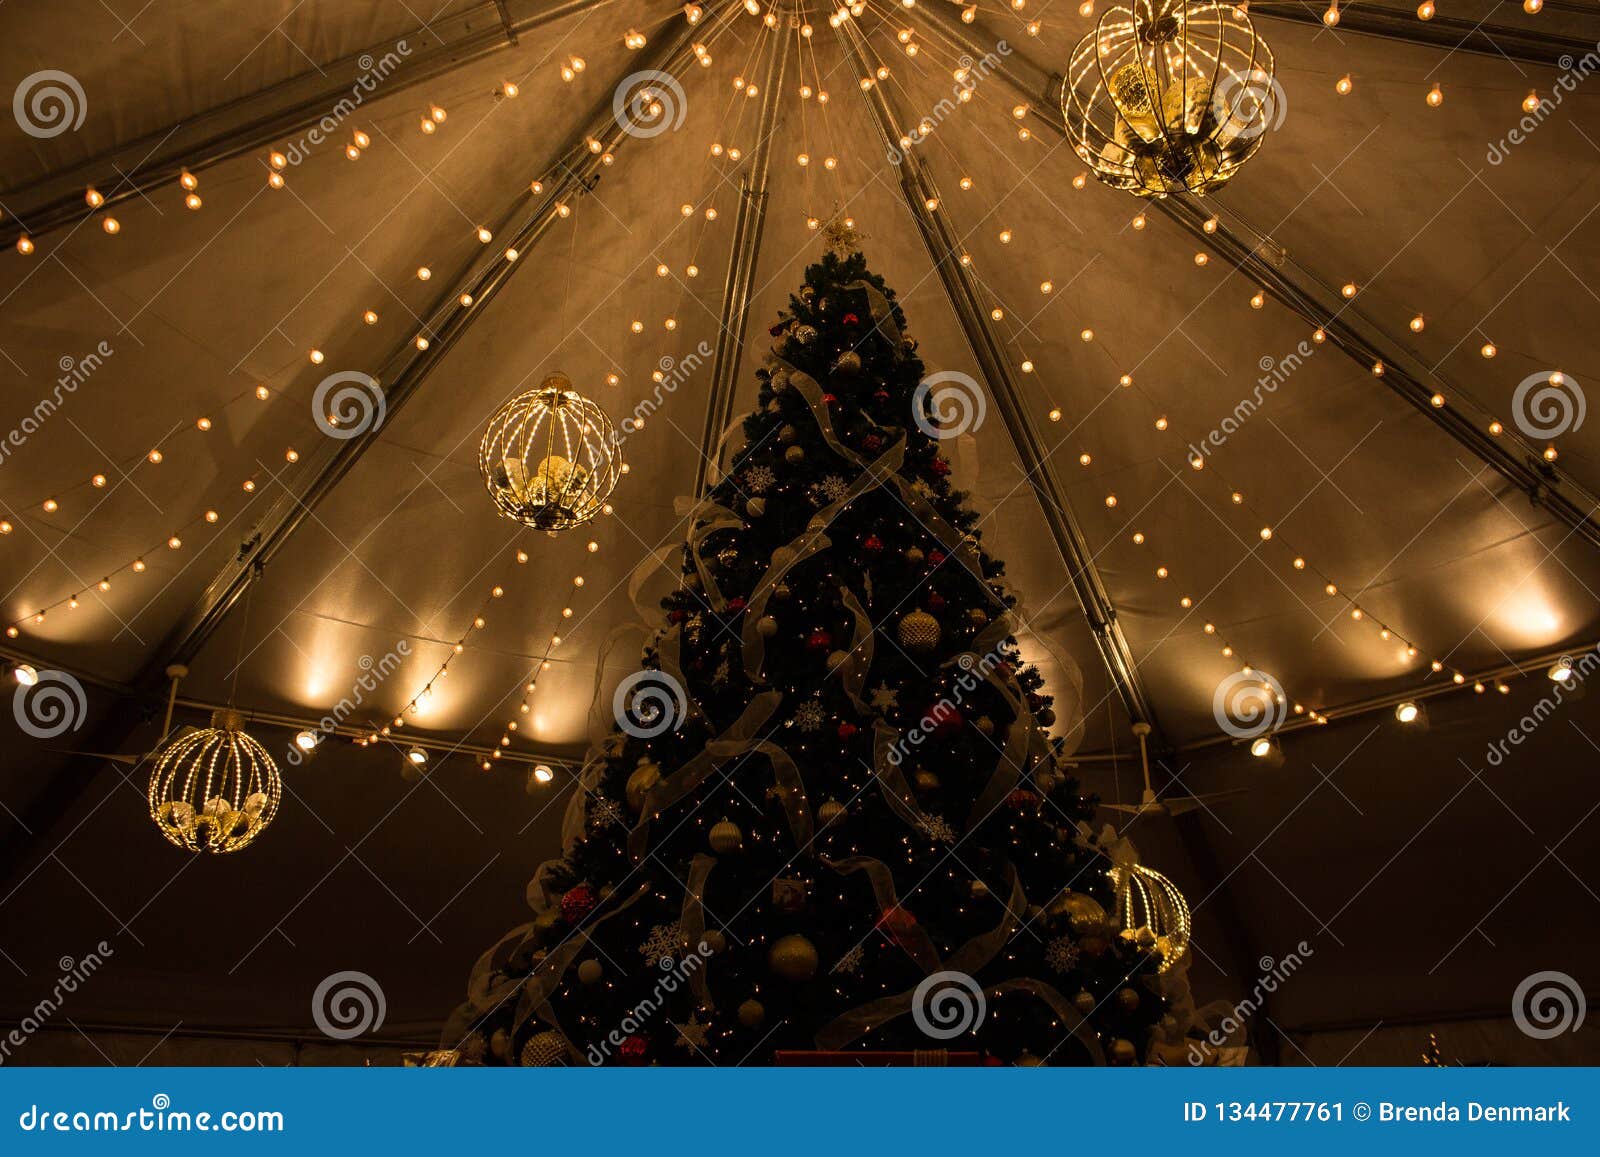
(443, 236, 1187, 1066)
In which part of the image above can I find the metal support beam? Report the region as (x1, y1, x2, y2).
(834, 16, 1164, 743)
(695, 18, 789, 498)
(0, 0, 620, 246)
(916, 3, 1600, 553)
(1247, 2, 1596, 68)
(0, 8, 726, 889)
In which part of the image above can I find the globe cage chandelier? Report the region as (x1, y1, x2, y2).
(1110, 861, 1192, 972)
(148, 709, 282, 853)
(479, 373, 623, 533)
(1064, 0, 1277, 198)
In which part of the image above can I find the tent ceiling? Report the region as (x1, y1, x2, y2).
(2, 0, 1598, 1054)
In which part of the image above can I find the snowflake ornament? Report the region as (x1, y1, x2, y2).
(920, 815, 956, 843)
(795, 701, 825, 732)
(587, 796, 624, 830)
(673, 1014, 709, 1052)
(744, 465, 776, 494)
(640, 922, 683, 967)
(1045, 935, 1080, 974)
(831, 944, 865, 975)
(869, 684, 899, 711)
(817, 474, 849, 503)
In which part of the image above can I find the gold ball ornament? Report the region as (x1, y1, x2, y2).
(738, 999, 766, 1027)
(700, 929, 727, 954)
(773, 583, 792, 602)
(1116, 986, 1141, 1012)
(1048, 890, 1109, 935)
(625, 759, 662, 813)
(1109, 1038, 1138, 1065)
(913, 768, 941, 794)
(577, 959, 603, 985)
(897, 609, 941, 654)
(709, 818, 744, 854)
(459, 1033, 488, 1063)
(974, 715, 995, 737)
(1072, 989, 1095, 1015)
(489, 1027, 513, 1060)
(1078, 933, 1109, 958)
(826, 650, 850, 673)
(818, 800, 845, 825)
(784, 445, 805, 464)
(1015, 1051, 1045, 1067)
(768, 934, 819, 982)
(904, 547, 925, 565)
(520, 1030, 570, 1066)
(967, 608, 989, 628)
(832, 350, 863, 377)
(757, 615, 779, 638)
(777, 423, 798, 443)
(746, 497, 766, 517)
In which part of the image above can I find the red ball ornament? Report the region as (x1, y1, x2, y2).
(837, 721, 859, 741)
(928, 549, 947, 566)
(806, 629, 833, 653)
(873, 390, 891, 404)
(930, 457, 951, 477)
(862, 534, 884, 554)
(926, 592, 947, 611)
(668, 609, 688, 624)
(560, 884, 598, 924)
(861, 433, 885, 453)
(727, 596, 747, 614)
(1007, 789, 1040, 811)
(926, 701, 964, 738)
(842, 312, 860, 326)
(618, 1035, 648, 1065)
(823, 392, 839, 406)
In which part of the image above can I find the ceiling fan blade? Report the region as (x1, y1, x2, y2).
(1163, 789, 1247, 816)
(54, 750, 145, 766)
(1099, 803, 1146, 815)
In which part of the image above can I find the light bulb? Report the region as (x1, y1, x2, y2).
(1336, 74, 1353, 95)
(1395, 701, 1420, 724)
(1427, 83, 1443, 107)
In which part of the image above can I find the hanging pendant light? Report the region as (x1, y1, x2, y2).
(1064, 0, 1277, 198)
(479, 373, 622, 533)
(148, 709, 281, 853)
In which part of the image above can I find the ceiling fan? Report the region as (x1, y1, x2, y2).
(1100, 722, 1243, 819)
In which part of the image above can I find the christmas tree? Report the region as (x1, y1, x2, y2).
(443, 238, 1179, 1067)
